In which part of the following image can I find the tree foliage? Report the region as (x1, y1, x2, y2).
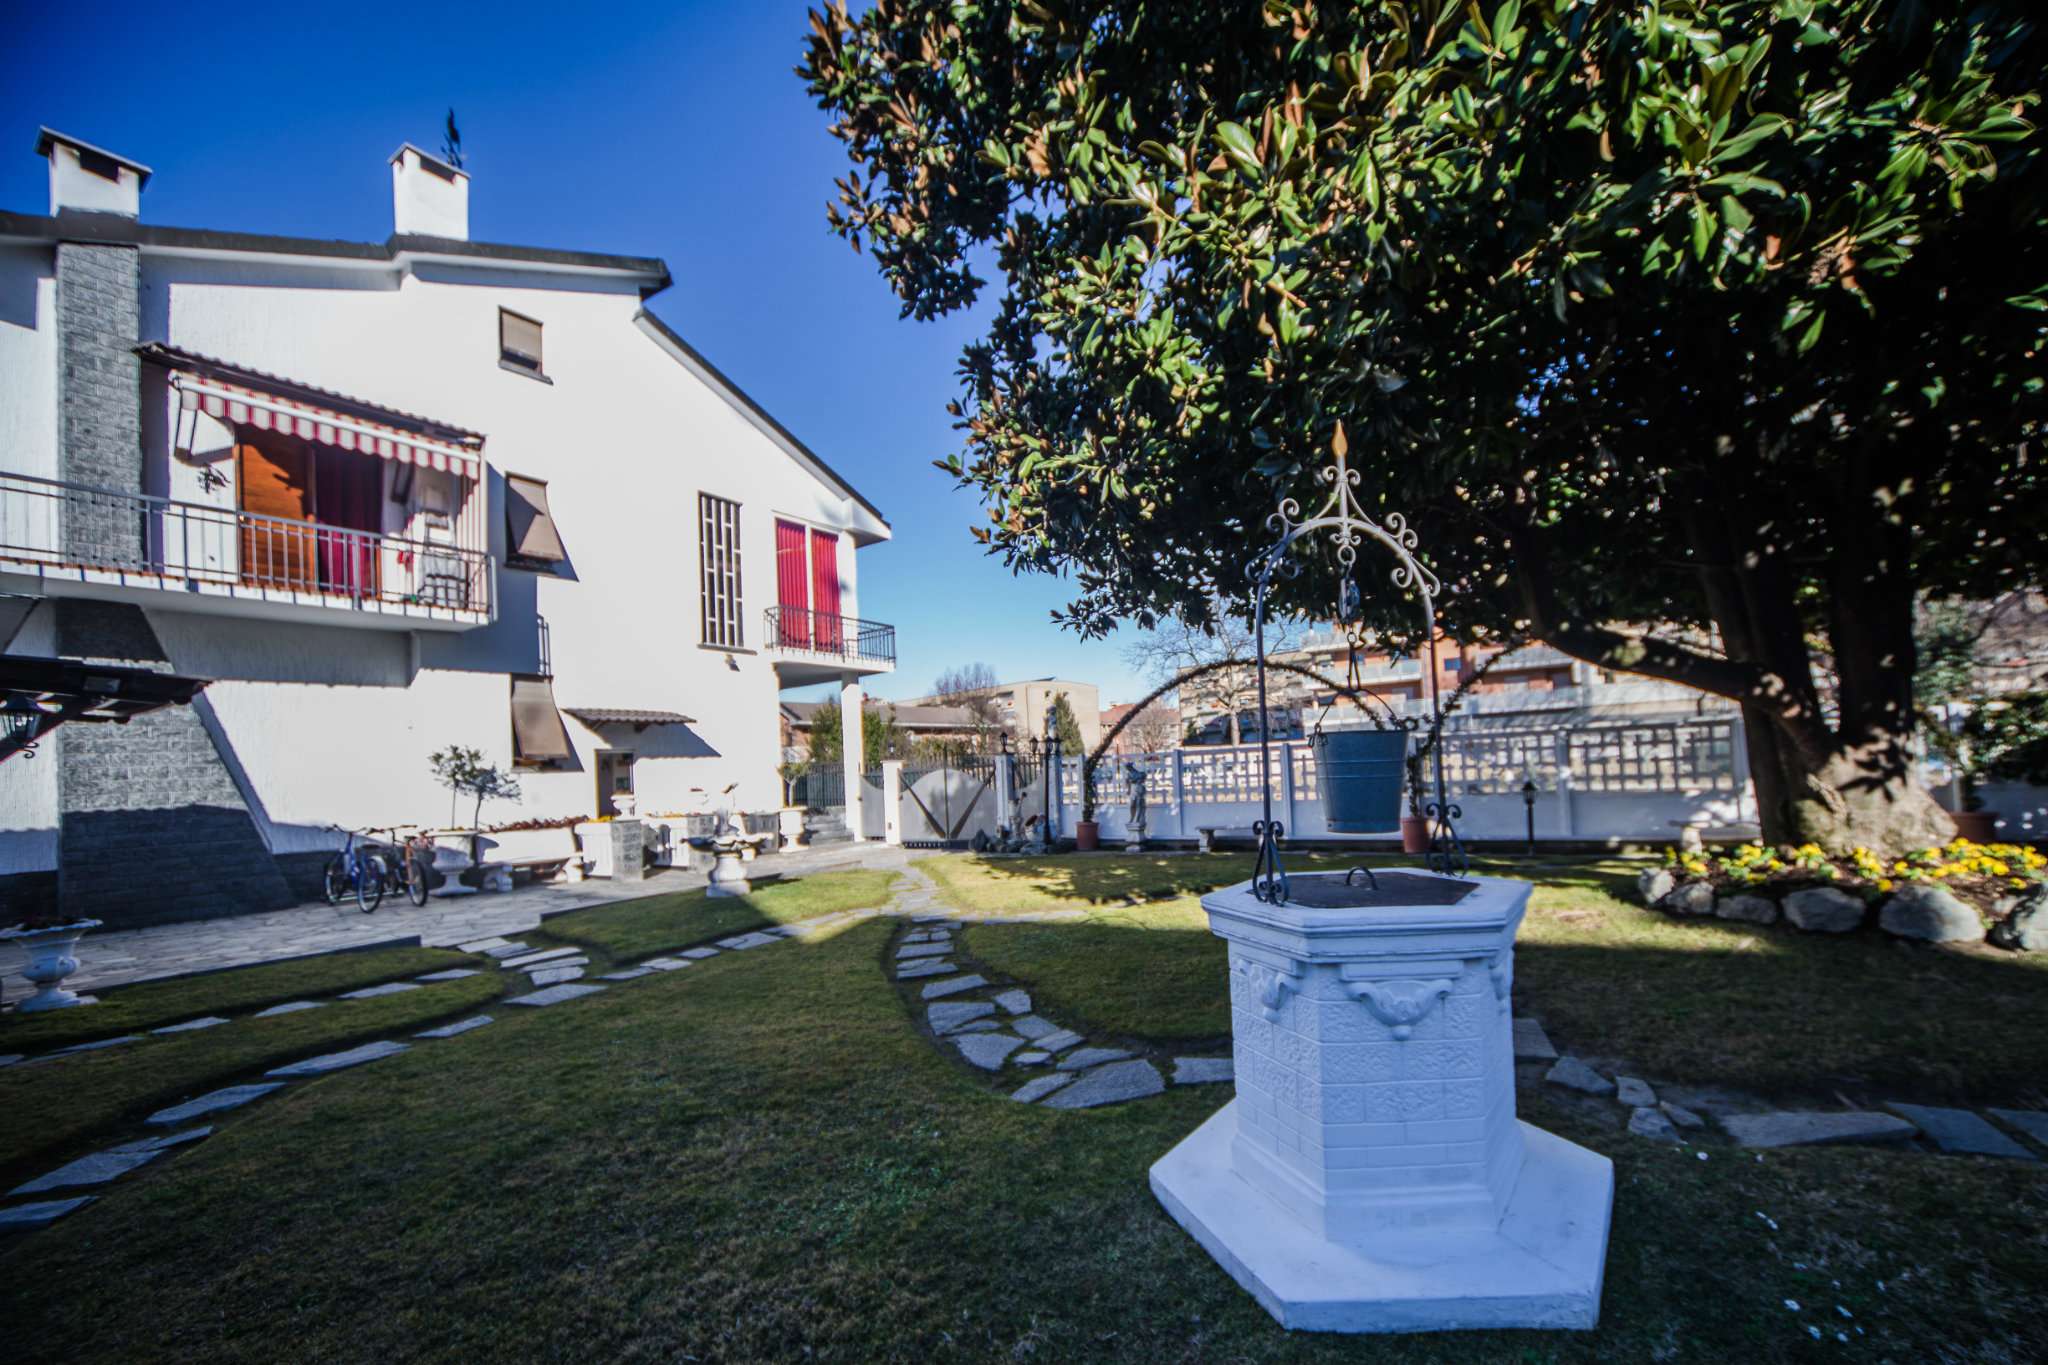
(803, 0, 2046, 852)
(1046, 691, 1086, 756)
(808, 702, 905, 769)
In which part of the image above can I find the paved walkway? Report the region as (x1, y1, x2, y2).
(3, 843, 897, 1004)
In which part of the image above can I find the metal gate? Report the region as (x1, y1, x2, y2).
(790, 765, 845, 811)
(900, 754, 998, 848)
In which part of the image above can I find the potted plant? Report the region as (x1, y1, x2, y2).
(1, 913, 104, 1012)
(1399, 748, 1431, 853)
(1948, 691, 2048, 842)
(1075, 769, 1101, 851)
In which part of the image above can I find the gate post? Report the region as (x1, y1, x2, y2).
(882, 760, 903, 846)
(838, 673, 865, 843)
(995, 749, 1014, 832)
(1171, 748, 1187, 841)
(1279, 740, 1296, 837)
(1553, 728, 1574, 839)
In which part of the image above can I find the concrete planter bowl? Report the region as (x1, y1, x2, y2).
(2, 919, 104, 1012)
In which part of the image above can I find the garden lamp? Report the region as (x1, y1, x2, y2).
(1521, 777, 1539, 856)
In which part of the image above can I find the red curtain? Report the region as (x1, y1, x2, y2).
(810, 529, 841, 653)
(775, 519, 809, 646)
(313, 447, 381, 599)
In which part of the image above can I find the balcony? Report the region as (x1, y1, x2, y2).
(764, 605, 895, 684)
(0, 470, 493, 629)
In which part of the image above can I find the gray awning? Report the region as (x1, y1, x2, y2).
(566, 707, 695, 731)
(511, 676, 573, 763)
(506, 474, 567, 564)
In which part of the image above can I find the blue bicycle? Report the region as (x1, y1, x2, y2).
(323, 826, 390, 913)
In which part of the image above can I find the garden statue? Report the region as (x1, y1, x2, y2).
(1124, 761, 1148, 852)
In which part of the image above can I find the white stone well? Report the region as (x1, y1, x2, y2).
(1150, 868, 1613, 1333)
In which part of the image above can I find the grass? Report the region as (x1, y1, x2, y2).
(2, 912, 2042, 1362)
(934, 853, 2048, 1105)
(539, 869, 899, 960)
(0, 945, 471, 1054)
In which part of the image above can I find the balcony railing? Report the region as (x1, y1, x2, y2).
(0, 470, 492, 621)
(764, 605, 895, 667)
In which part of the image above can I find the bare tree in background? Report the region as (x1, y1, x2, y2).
(1124, 605, 1301, 745)
(1119, 702, 1182, 755)
(932, 662, 1009, 755)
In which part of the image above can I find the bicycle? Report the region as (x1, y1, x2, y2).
(378, 825, 436, 908)
(323, 826, 391, 914)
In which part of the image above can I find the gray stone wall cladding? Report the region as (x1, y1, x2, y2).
(56, 241, 144, 564)
(0, 871, 59, 921)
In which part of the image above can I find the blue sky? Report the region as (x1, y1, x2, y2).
(0, 1, 1156, 706)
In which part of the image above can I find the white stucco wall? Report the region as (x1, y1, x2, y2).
(0, 244, 57, 483)
(0, 600, 59, 873)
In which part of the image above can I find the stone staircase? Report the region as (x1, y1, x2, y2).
(803, 810, 853, 846)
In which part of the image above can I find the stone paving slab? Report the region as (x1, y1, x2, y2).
(1015, 1050, 1050, 1065)
(1012, 1015, 1060, 1041)
(0, 1055, 20, 1068)
(1057, 1047, 1134, 1072)
(527, 965, 587, 987)
(0, 1197, 95, 1231)
(717, 933, 781, 951)
(895, 959, 955, 980)
(993, 989, 1032, 1015)
(953, 1019, 1000, 1033)
(267, 1040, 410, 1078)
(499, 947, 583, 970)
(254, 1001, 324, 1018)
(1012, 1073, 1074, 1103)
(642, 958, 692, 971)
(1987, 1108, 2048, 1149)
(12, 1147, 166, 1195)
(151, 1016, 229, 1035)
(508, 983, 607, 1008)
(338, 982, 421, 1001)
(927, 1001, 997, 1034)
(955, 1033, 1026, 1070)
(147, 1083, 286, 1126)
(895, 942, 951, 960)
(1043, 1059, 1164, 1109)
(457, 937, 513, 953)
(1036, 1029, 1084, 1053)
(920, 975, 987, 1000)
(1627, 1107, 1681, 1142)
(1172, 1057, 1234, 1085)
(1544, 1056, 1615, 1095)
(416, 969, 481, 982)
(680, 948, 721, 960)
(1885, 1103, 2037, 1160)
(1615, 1076, 1656, 1108)
(1722, 1111, 1919, 1149)
(601, 968, 655, 981)
(481, 942, 535, 959)
(1512, 1017, 1559, 1062)
(416, 1016, 494, 1039)
(109, 1126, 212, 1155)
(43, 1035, 142, 1059)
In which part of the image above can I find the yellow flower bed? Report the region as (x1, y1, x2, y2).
(1662, 837, 2046, 907)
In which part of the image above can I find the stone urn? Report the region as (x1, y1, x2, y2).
(2, 919, 104, 1012)
(706, 836, 752, 898)
(1150, 870, 1612, 1333)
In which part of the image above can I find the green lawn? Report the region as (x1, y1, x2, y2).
(540, 869, 899, 960)
(3, 912, 2042, 1362)
(935, 853, 2048, 1105)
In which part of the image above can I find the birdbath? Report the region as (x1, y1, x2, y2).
(1149, 869, 1612, 1332)
(705, 803, 751, 899)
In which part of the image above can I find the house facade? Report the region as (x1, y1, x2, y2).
(0, 130, 892, 925)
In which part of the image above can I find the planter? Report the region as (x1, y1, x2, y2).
(1075, 820, 1100, 852)
(1951, 810, 1998, 842)
(1313, 729, 1409, 833)
(706, 838, 752, 898)
(1400, 813, 1430, 854)
(1, 920, 103, 1012)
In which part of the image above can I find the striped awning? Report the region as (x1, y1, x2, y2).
(171, 372, 482, 481)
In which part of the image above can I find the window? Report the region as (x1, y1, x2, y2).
(510, 675, 573, 770)
(699, 492, 744, 648)
(504, 473, 567, 569)
(499, 309, 544, 376)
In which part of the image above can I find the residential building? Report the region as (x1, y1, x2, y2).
(778, 699, 979, 758)
(902, 676, 1101, 755)
(1099, 700, 1182, 755)
(0, 129, 894, 925)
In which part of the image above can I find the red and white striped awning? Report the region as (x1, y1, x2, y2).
(171, 373, 482, 481)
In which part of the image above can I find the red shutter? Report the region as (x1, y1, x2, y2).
(775, 519, 809, 647)
(810, 529, 841, 653)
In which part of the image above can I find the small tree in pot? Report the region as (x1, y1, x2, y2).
(429, 745, 523, 862)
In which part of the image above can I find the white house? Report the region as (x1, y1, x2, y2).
(0, 129, 893, 925)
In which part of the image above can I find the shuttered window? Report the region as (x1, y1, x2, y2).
(510, 675, 574, 768)
(699, 493, 743, 648)
(499, 309, 543, 374)
(505, 473, 567, 566)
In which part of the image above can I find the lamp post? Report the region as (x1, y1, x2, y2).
(1521, 777, 1539, 856)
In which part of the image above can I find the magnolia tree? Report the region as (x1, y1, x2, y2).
(803, 0, 2045, 854)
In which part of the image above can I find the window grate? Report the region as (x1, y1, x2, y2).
(699, 492, 743, 648)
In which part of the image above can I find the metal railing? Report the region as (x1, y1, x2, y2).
(763, 605, 896, 666)
(0, 470, 492, 619)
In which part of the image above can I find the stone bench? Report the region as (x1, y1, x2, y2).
(1195, 827, 1253, 853)
(466, 828, 589, 885)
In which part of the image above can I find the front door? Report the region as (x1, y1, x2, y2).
(596, 750, 634, 817)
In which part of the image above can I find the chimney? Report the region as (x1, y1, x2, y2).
(389, 143, 469, 240)
(35, 127, 151, 218)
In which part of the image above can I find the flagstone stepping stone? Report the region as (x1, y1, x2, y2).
(11, 1147, 166, 1196)
(151, 1016, 228, 1035)
(680, 947, 721, 959)
(1012, 1073, 1074, 1103)
(416, 1016, 493, 1039)
(482, 942, 533, 959)
(416, 969, 481, 982)
(45, 1035, 142, 1058)
(0, 1197, 94, 1231)
(1511, 1017, 1559, 1062)
(1043, 1059, 1164, 1109)
(267, 1040, 409, 1078)
(499, 947, 583, 970)
(1036, 1029, 1084, 1053)
(1057, 1047, 1134, 1072)
(0, 1055, 20, 1068)
(927, 1001, 997, 1034)
(642, 958, 692, 971)
(993, 989, 1032, 1015)
(338, 982, 421, 1000)
(522, 956, 589, 974)
(458, 936, 513, 953)
(1627, 1107, 1681, 1143)
(109, 1126, 212, 1155)
(953, 1019, 1001, 1033)
(254, 1001, 324, 1018)
(1884, 1103, 2037, 1160)
(713, 932, 776, 950)
(955, 1033, 1026, 1070)
(1988, 1109, 2048, 1149)
(1722, 1111, 1918, 1149)
(896, 959, 955, 980)
(921, 975, 988, 1000)
(914, 915, 950, 923)
(508, 982, 607, 1007)
(1016, 1050, 1051, 1065)
(148, 1083, 285, 1126)
(1615, 1076, 1657, 1107)
(896, 942, 951, 960)
(601, 968, 654, 981)
(1661, 1102, 1706, 1130)
(1010, 1015, 1060, 1041)
(527, 965, 586, 986)
(1544, 1056, 1615, 1095)
(1173, 1057, 1234, 1085)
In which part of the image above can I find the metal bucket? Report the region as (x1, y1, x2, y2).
(1314, 729, 1408, 833)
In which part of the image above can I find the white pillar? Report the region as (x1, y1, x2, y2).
(882, 759, 904, 846)
(839, 673, 865, 842)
